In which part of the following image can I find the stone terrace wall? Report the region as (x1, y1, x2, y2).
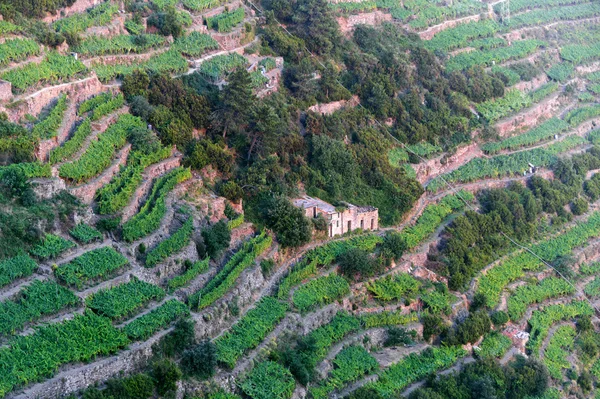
(8, 331, 166, 399)
(0, 75, 104, 124)
(512, 74, 549, 93)
(495, 93, 563, 137)
(35, 100, 79, 162)
(69, 144, 131, 203)
(307, 95, 360, 115)
(414, 142, 482, 184)
(337, 11, 392, 35)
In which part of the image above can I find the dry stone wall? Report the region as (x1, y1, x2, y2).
(495, 93, 563, 137)
(337, 11, 392, 35)
(7, 330, 167, 399)
(0, 75, 104, 124)
(307, 96, 360, 115)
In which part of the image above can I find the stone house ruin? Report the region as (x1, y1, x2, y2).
(293, 195, 378, 238)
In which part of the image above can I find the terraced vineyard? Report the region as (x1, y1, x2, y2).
(1, 0, 600, 398)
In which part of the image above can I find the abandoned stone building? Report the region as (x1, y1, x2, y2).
(293, 195, 379, 238)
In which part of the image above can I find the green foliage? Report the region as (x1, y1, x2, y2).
(95, 146, 172, 215)
(0, 38, 39, 67)
(152, 358, 182, 396)
(0, 280, 79, 336)
(215, 297, 287, 368)
(181, 340, 217, 380)
(477, 89, 531, 123)
(337, 247, 380, 280)
(0, 255, 37, 288)
(367, 346, 467, 397)
(544, 325, 575, 379)
(584, 276, 600, 297)
(124, 18, 145, 35)
(227, 214, 244, 230)
(30, 234, 75, 260)
(547, 63, 574, 83)
(475, 331, 512, 359)
(31, 95, 68, 140)
(201, 220, 231, 259)
(421, 289, 453, 315)
(260, 195, 311, 248)
(387, 147, 408, 167)
(206, 8, 245, 33)
(59, 114, 145, 184)
(123, 299, 189, 341)
(508, 2, 600, 30)
(309, 345, 379, 399)
(55, 246, 129, 289)
(481, 118, 570, 155)
(189, 232, 272, 309)
(446, 40, 545, 72)
(365, 273, 420, 302)
(172, 32, 219, 56)
(292, 273, 350, 312)
(86, 277, 165, 320)
(428, 136, 587, 192)
(259, 57, 277, 71)
(182, 0, 223, 11)
(359, 311, 418, 329)
(0, 311, 129, 397)
(565, 104, 600, 126)
(53, 2, 118, 35)
(69, 223, 102, 244)
(168, 258, 209, 292)
(478, 212, 600, 306)
(0, 21, 19, 36)
(492, 65, 521, 86)
(92, 50, 188, 83)
(198, 53, 248, 81)
(250, 70, 269, 88)
(241, 361, 295, 399)
(507, 277, 574, 321)
(424, 20, 499, 52)
(1, 52, 87, 93)
(90, 93, 125, 122)
(75, 34, 166, 56)
(529, 82, 560, 104)
(122, 167, 192, 242)
(527, 301, 593, 354)
(277, 234, 382, 300)
(400, 192, 472, 249)
(406, 141, 443, 158)
(146, 217, 194, 267)
(579, 261, 600, 275)
(49, 118, 92, 164)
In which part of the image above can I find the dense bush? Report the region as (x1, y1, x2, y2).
(181, 341, 217, 379)
(337, 247, 381, 281)
(259, 195, 311, 248)
(201, 220, 231, 259)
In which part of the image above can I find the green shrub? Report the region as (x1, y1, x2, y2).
(30, 234, 75, 260)
(152, 359, 182, 396)
(240, 361, 295, 399)
(181, 341, 217, 379)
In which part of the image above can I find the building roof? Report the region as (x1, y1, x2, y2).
(293, 195, 378, 214)
(292, 195, 337, 213)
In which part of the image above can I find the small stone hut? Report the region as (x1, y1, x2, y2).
(293, 195, 378, 238)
